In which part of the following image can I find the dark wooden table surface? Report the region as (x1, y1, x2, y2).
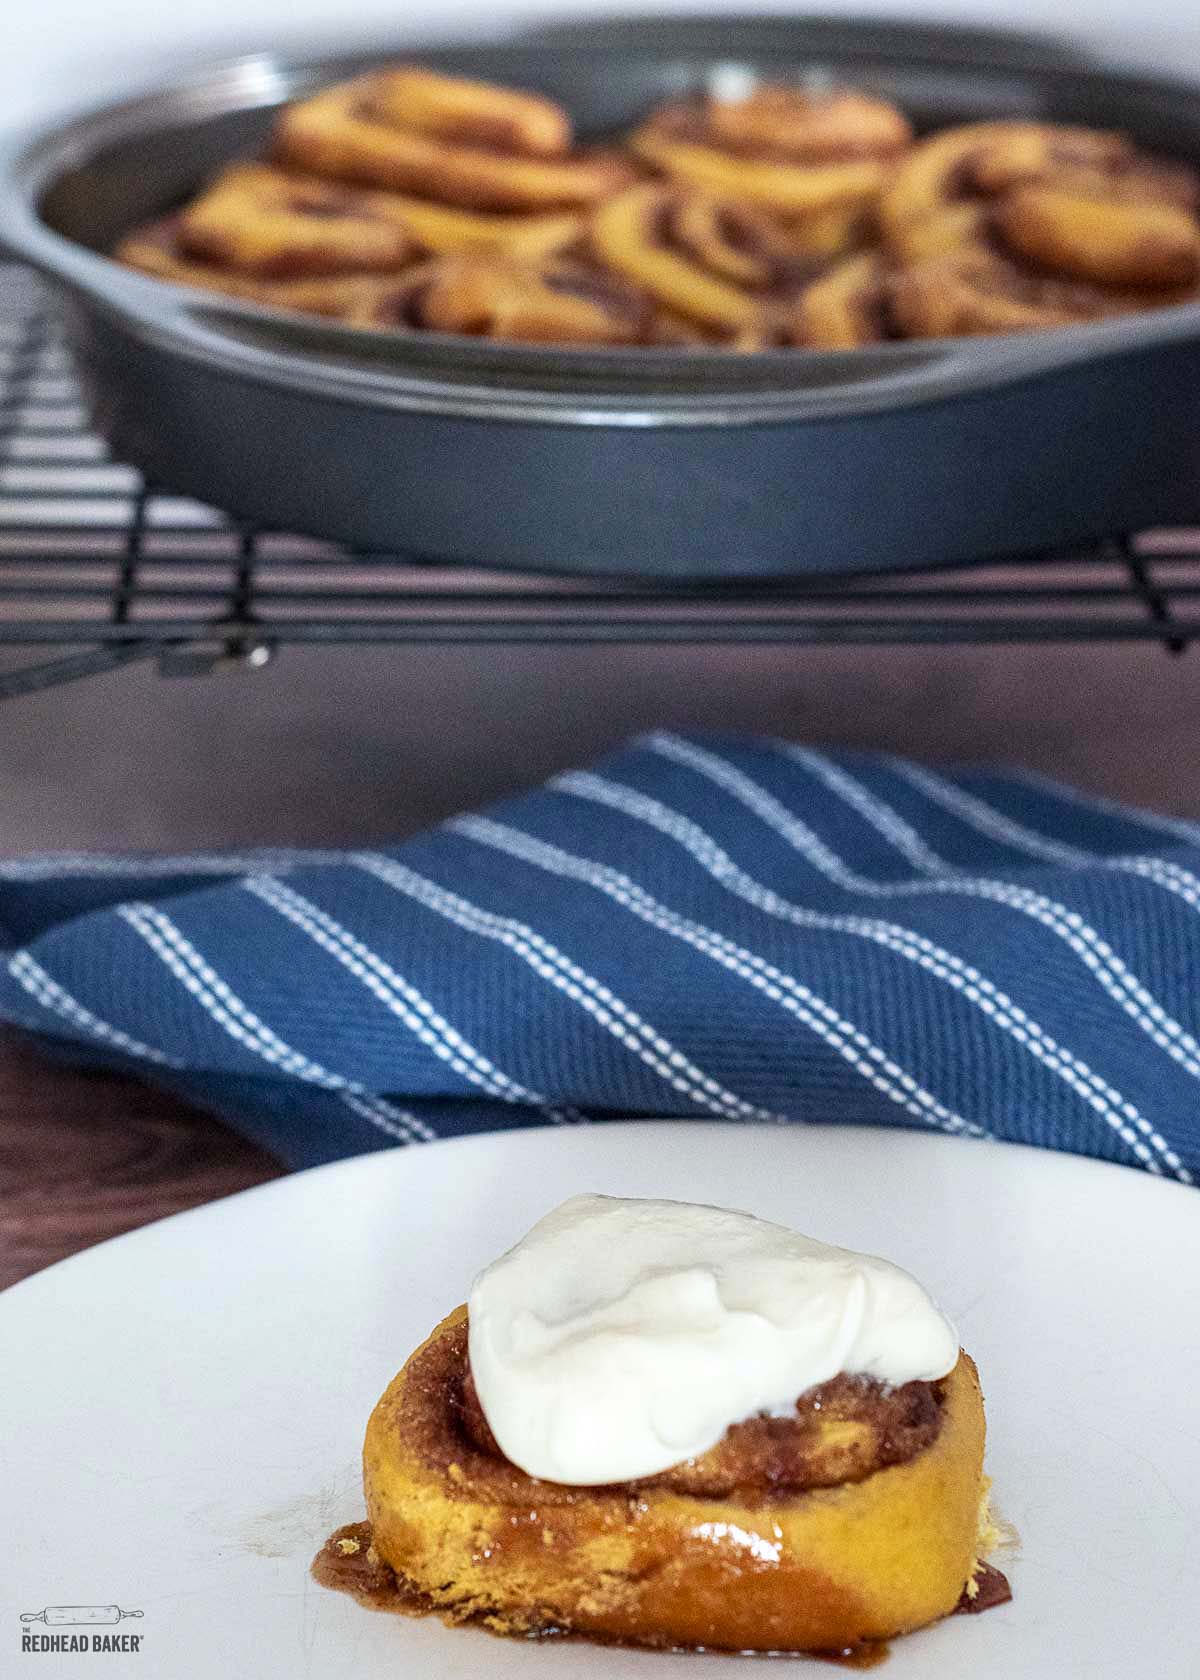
(0, 1027, 282, 1290)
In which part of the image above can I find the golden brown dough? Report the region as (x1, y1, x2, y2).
(995, 184, 1200, 288)
(340, 254, 655, 345)
(175, 162, 415, 277)
(790, 250, 891, 347)
(274, 66, 632, 211)
(698, 83, 913, 162)
(590, 182, 800, 343)
(881, 118, 1200, 295)
(631, 118, 889, 219)
(363, 1305, 992, 1654)
(114, 214, 398, 317)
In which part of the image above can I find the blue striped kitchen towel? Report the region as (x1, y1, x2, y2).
(0, 732, 1196, 1184)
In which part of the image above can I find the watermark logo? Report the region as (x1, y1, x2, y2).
(20, 1607, 144, 1654)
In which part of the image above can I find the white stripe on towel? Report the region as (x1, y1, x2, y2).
(7, 948, 181, 1067)
(116, 902, 427, 1144)
(352, 849, 774, 1124)
(450, 815, 983, 1139)
(648, 733, 1200, 1111)
(9, 941, 426, 1146)
(243, 874, 568, 1125)
(886, 756, 1200, 920)
(555, 769, 1171, 1177)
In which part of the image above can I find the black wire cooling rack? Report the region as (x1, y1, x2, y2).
(3, 261, 1200, 698)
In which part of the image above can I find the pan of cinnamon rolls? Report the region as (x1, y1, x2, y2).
(7, 17, 1200, 576)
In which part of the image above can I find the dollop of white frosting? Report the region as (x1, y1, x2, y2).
(467, 1194, 959, 1486)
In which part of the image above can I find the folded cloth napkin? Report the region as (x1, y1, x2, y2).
(0, 732, 1196, 1185)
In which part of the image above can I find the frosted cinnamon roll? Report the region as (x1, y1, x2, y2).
(350, 1196, 1008, 1656)
(275, 65, 632, 212)
(882, 120, 1200, 290)
(629, 82, 909, 224)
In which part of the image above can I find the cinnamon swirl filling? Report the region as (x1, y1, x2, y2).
(590, 183, 806, 343)
(417, 1316, 944, 1503)
(790, 251, 893, 347)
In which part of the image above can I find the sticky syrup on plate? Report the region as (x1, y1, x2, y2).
(313, 1521, 1010, 1667)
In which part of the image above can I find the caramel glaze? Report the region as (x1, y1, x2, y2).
(408, 1317, 945, 1505)
(312, 1522, 1008, 1665)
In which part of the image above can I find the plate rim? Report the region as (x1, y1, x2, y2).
(4, 1118, 1195, 1308)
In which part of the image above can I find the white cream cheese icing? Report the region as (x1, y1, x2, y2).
(466, 1193, 959, 1485)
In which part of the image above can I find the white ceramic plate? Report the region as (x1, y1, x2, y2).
(5, 1123, 1198, 1679)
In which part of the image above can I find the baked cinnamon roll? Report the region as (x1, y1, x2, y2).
(116, 215, 279, 302)
(889, 246, 1153, 338)
(629, 82, 909, 225)
(349, 1196, 1008, 1657)
(172, 162, 416, 277)
(882, 119, 1200, 291)
(994, 184, 1200, 289)
(114, 214, 398, 318)
(341, 254, 655, 346)
(275, 65, 632, 211)
(590, 183, 811, 344)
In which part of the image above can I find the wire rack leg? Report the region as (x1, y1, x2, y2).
(1118, 536, 1190, 655)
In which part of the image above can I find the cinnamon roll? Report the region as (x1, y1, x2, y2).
(590, 182, 801, 343)
(275, 65, 632, 211)
(341, 254, 654, 346)
(994, 184, 1200, 289)
(361, 1313, 994, 1652)
(345, 1194, 1008, 1658)
(882, 119, 1200, 291)
(116, 215, 278, 302)
(890, 246, 1152, 338)
(629, 82, 909, 226)
(114, 214, 396, 318)
(173, 162, 416, 277)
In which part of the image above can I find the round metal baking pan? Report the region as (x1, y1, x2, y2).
(3, 16, 1200, 576)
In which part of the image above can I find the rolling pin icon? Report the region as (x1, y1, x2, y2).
(22, 1607, 143, 1626)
